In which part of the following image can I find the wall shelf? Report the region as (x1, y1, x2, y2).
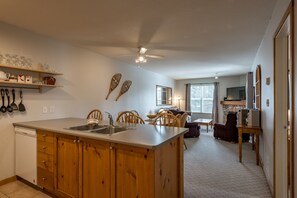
(0, 64, 63, 92)
(0, 64, 63, 75)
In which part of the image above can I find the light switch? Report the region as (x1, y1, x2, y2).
(266, 77, 270, 85)
(266, 99, 269, 107)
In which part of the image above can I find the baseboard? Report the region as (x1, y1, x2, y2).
(259, 154, 273, 196)
(0, 176, 17, 186)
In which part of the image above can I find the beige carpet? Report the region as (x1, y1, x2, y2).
(184, 129, 272, 198)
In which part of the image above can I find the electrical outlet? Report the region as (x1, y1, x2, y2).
(49, 105, 55, 113)
(43, 106, 48, 113)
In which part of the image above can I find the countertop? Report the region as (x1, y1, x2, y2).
(13, 117, 188, 149)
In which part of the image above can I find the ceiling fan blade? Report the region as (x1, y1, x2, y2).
(117, 54, 135, 57)
(145, 54, 164, 59)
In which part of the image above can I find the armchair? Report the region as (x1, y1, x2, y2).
(214, 112, 249, 142)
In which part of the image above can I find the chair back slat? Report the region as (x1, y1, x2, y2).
(87, 109, 103, 121)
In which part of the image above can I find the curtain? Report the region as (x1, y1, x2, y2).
(185, 84, 191, 112)
(212, 82, 219, 123)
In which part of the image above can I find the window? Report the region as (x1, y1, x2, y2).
(190, 84, 214, 113)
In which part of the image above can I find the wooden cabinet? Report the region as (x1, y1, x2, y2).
(37, 130, 54, 192)
(82, 139, 111, 198)
(54, 135, 112, 198)
(36, 131, 184, 198)
(55, 134, 80, 198)
(0, 64, 63, 92)
(113, 137, 183, 198)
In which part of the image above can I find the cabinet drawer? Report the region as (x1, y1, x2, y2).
(37, 168, 54, 192)
(37, 152, 54, 173)
(37, 131, 54, 143)
(37, 142, 54, 155)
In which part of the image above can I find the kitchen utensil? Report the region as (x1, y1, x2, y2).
(11, 89, 18, 111)
(5, 89, 13, 113)
(106, 73, 122, 100)
(0, 89, 6, 113)
(18, 90, 26, 112)
(115, 80, 132, 101)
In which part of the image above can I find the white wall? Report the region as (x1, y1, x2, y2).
(251, 0, 292, 193)
(175, 75, 245, 123)
(0, 22, 174, 181)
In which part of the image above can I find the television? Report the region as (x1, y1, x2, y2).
(226, 86, 246, 101)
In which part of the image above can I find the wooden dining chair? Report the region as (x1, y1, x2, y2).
(153, 113, 188, 149)
(126, 114, 145, 124)
(87, 109, 103, 121)
(130, 110, 139, 116)
(116, 111, 145, 124)
(152, 113, 180, 127)
(116, 111, 135, 122)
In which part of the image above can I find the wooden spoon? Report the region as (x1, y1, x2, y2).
(115, 80, 132, 101)
(106, 73, 122, 100)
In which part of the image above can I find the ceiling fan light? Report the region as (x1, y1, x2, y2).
(139, 47, 147, 54)
(135, 59, 139, 63)
(139, 56, 145, 62)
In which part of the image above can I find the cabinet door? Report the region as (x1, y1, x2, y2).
(114, 144, 154, 198)
(55, 134, 80, 198)
(82, 139, 111, 198)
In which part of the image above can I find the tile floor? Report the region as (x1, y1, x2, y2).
(0, 180, 51, 198)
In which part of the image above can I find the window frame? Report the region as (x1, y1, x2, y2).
(190, 84, 214, 113)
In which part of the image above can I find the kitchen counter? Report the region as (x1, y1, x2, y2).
(14, 117, 186, 197)
(13, 117, 188, 149)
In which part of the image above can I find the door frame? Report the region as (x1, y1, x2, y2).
(273, 2, 294, 197)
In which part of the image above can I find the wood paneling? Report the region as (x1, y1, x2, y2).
(82, 139, 111, 198)
(55, 134, 79, 198)
(37, 152, 54, 173)
(37, 168, 54, 192)
(37, 131, 54, 143)
(114, 144, 154, 198)
(37, 141, 54, 155)
(155, 138, 182, 198)
(37, 131, 54, 193)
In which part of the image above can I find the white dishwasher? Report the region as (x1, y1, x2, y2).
(15, 126, 37, 185)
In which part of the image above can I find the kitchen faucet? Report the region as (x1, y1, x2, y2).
(105, 112, 114, 126)
(105, 112, 115, 135)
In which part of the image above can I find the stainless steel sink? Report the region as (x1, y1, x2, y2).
(67, 124, 108, 131)
(90, 126, 127, 134)
(66, 124, 127, 135)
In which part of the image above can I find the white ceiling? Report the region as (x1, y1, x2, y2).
(0, 0, 276, 79)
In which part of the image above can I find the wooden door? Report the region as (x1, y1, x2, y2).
(55, 134, 80, 198)
(82, 139, 111, 198)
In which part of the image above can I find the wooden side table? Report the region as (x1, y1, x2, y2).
(237, 125, 261, 165)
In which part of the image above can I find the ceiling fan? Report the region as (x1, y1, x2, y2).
(135, 47, 164, 63)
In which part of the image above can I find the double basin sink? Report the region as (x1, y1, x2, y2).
(66, 124, 127, 135)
